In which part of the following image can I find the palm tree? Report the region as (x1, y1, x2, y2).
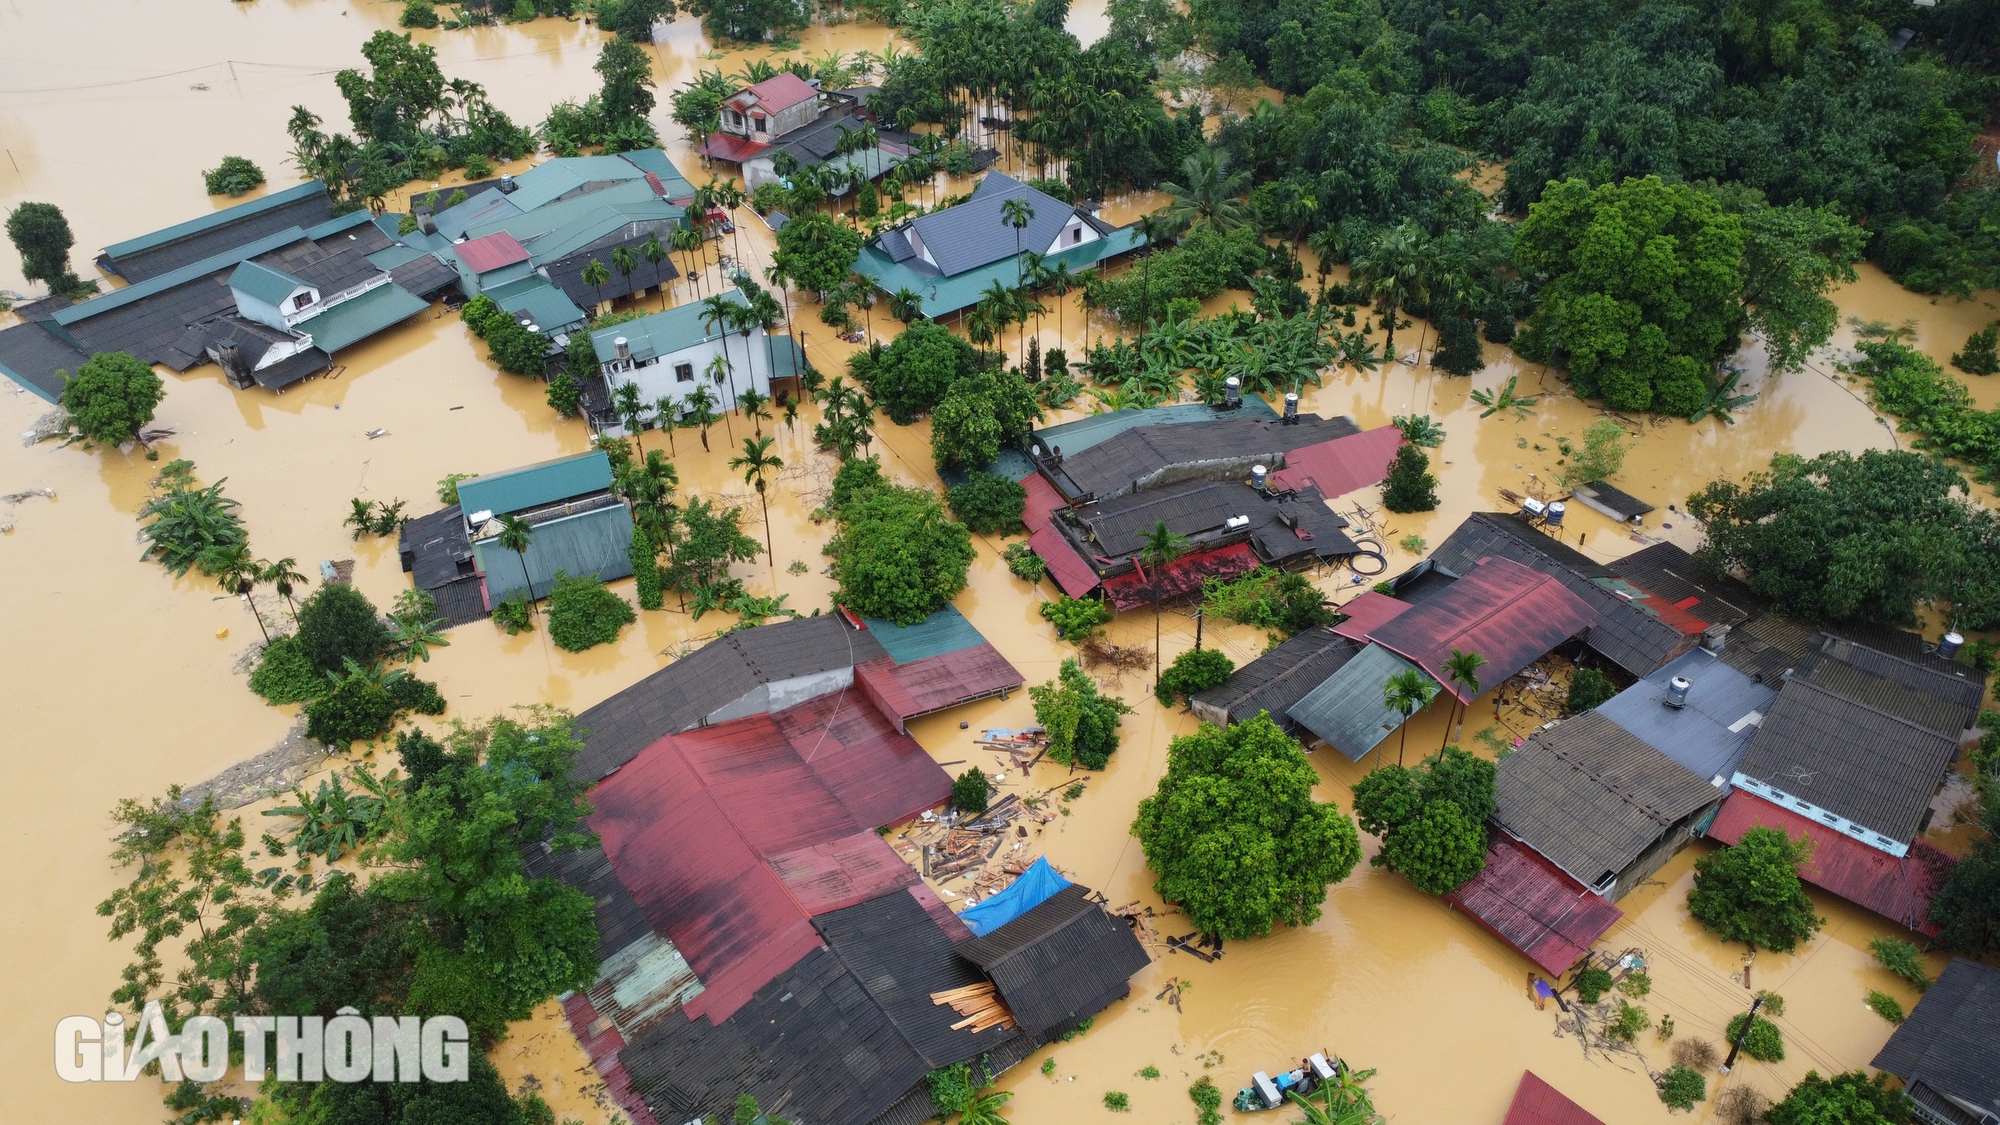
(704, 353, 737, 443)
(1441, 648, 1487, 749)
(1001, 196, 1036, 293)
(496, 513, 536, 615)
(671, 226, 705, 300)
(613, 380, 647, 453)
(1383, 668, 1439, 766)
(611, 245, 637, 307)
(641, 232, 668, 310)
(730, 435, 785, 585)
(684, 384, 720, 450)
(202, 541, 269, 643)
(652, 394, 679, 455)
(887, 286, 924, 323)
(1046, 259, 1078, 343)
(1131, 213, 1174, 328)
(1350, 223, 1429, 360)
(701, 293, 745, 417)
(581, 257, 611, 313)
(738, 386, 771, 435)
(1137, 520, 1190, 687)
(259, 556, 308, 620)
(1155, 148, 1253, 236)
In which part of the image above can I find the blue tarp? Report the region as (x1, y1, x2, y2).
(958, 856, 1070, 936)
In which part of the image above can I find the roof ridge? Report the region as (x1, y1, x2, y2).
(1784, 673, 1963, 741)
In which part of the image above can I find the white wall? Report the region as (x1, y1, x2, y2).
(1044, 213, 1099, 255)
(604, 324, 775, 428)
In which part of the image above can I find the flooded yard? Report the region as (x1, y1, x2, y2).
(2, 1, 1996, 1122)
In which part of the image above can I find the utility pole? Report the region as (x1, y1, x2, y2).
(1718, 995, 1765, 1075)
(1193, 606, 1204, 652)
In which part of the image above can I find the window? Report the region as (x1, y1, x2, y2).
(1071, 227, 1082, 244)
(751, 114, 767, 133)
(675, 363, 695, 383)
(292, 292, 313, 310)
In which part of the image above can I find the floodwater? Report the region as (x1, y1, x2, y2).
(0, 2, 1994, 1122)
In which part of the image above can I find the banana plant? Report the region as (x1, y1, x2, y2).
(261, 763, 395, 867)
(1687, 369, 1758, 425)
(1470, 375, 1539, 419)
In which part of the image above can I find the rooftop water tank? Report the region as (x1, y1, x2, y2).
(1941, 631, 1965, 659)
(1251, 464, 1268, 489)
(1224, 376, 1241, 409)
(1665, 675, 1692, 709)
(1521, 496, 1548, 518)
(1283, 392, 1299, 422)
(1546, 501, 1566, 526)
(498, 173, 517, 194)
(1225, 514, 1250, 530)
(614, 336, 630, 359)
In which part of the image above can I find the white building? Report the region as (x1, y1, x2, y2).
(587, 288, 791, 433)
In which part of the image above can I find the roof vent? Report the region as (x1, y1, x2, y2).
(614, 336, 630, 359)
(1702, 624, 1729, 652)
(499, 173, 517, 194)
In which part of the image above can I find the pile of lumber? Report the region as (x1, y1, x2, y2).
(931, 982, 1017, 1033)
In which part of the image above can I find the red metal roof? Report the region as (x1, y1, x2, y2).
(1268, 424, 1406, 497)
(699, 132, 772, 162)
(1708, 790, 1957, 935)
(1030, 522, 1100, 598)
(1503, 1071, 1608, 1125)
(1331, 590, 1413, 642)
(1020, 472, 1069, 534)
(854, 644, 1024, 731)
(732, 72, 820, 114)
(1447, 833, 1623, 977)
(455, 231, 528, 273)
(559, 993, 662, 1125)
(1102, 543, 1259, 610)
(1370, 556, 1597, 703)
(589, 696, 951, 1023)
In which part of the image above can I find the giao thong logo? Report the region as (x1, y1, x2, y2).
(56, 1001, 470, 1083)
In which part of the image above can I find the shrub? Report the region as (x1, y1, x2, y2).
(1041, 1057, 1057, 1076)
(1868, 936, 1932, 991)
(1671, 1038, 1719, 1071)
(1005, 542, 1047, 582)
(946, 472, 1027, 533)
(202, 156, 266, 196)
(1567, 667, 1617, 712)
(1103, 1091, 1129, 1111)
(926, 1063, 976, 1117)
(630, 526, 663, 611)
(1031, 659, 1131, 770)
(1657, 1066, 1706, 1111)
(59, 351, 163, 446)
(1380, 444, 1439, 512)
(249, 635, 326, 704)
(1202, 566, 1334, 636)
(545, 571, 635, 652)
(1689, 825, 1823, 951)
(1725, 1013, 1785, 1062)
(1764, 1070, 1913, 1125)
(1041, 594, 1112, 640)
(493, 596, 532, 634)
(1139, 1065, 1160, 1080)
(1610, 999, 1651, 1042)
(295, 583, 392, 676)
(1156, 648, 1235, 705)
(388, 675, 446, 716)
(1954, 323, 1999, 376)
(1866, 990, 1905, 1023)
(400, 0, 441, 26)
(546, 372, 583, 418)
(304, 671, 400, 747)
(1574, 965, 1614, 1003)
(1714, 1087, 1768, 1125)
(951, 767, 991, 815)
(1190, 1077, 1223, 1125)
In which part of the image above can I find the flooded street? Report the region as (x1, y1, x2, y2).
(2, 1, 1997, 1122)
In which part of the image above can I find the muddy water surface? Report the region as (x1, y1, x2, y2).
(1, 2, 1994, 1122)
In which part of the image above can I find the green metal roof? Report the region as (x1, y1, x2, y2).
(617, 148, 698, 199)
(474, 503, 635, 605)
(507, 155, 652, 211)
(1034, 400, 1279, 456)
(854, 224, 1143, 317)
(527, 199, 682, 266)
(366, 244, 430, 271)
(591, 288, 748, 363)
(767, 332, 810, 379)
(494, 277, 587, 333)
(292, 283, 429, 353)
(466, 178, 659, 247)
(1286, 644, 1428, 761)
(861, 604, 986, 663)
(305, 210, 379, 240)
(100, 180, 327, 259)
(457, 449, 614, 520)
(228, 260, 311, 306)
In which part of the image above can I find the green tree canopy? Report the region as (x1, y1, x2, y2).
(773, 211, 864, 297)
(946, 471, 1028, 533)
(825, 477, 975, 624)
(295, 582, 393, 677)
(1687, 825, 1824, 951)
(1029, 657, 1133, 770)
(59, 351, 163, 446)
(1378, 799, 1487, 895)
(1132, 713, 1362, 939)
(846, 320, 977, 424)
(1763, 1071, 1913, 1125)
(930, 367, 1040, 471)
(6, 200, 74, 285)
(1351, 746, 1495, 893)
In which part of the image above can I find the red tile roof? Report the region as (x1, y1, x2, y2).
(1020, 471, 1068, 534)
(1503, 1071, 1609, 1125)
(1268, 424, 1406, 497)
(1331, 590, 1413, 642)
(854, 645, 1025, 731)
(588, 694, 951, 1023)
(1102, 543, 1260, 610)
(1708, 790, 1957, 935)
(699, 132, 772, 163)
(1370, 556, 1598, 703)
(455, 231, 528, 273)
(1447, 833, 1623, 976)
(1030, 522, 1100, 598)
(732, 72, 820, 114)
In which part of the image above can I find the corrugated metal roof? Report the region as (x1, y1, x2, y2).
(855, 646, 1024, 729)
(700, 131, 772, 163)
(1029, 523, 1099, 598)
(1447, 833, 1623, 976)
(544, 230, 680, 310)
(292, 283, 428, 353)
(590, 288, 748, 363)
(1058, 414, 1360, 502)
(767, 332, 810, 380)
(1504, 1072, 1610, 1125)
(860, 604, 987, 663)
(1331, 590, 1413, 642)
(1595, 649, 1777, 783)
(956, 885, 1152, 1040)
(1267, 424, 1405, 498)
(494, 276, 587, 333)
(1032, 400, 1277, 458)
(1101, 542, 1259, 610)
(1711, 790, 1956, 934)
(815, 890, 1023, 1066)
(1494, 711, 1720, 889)
(1874, 958, 2000, 1109)
(505, 154, 655, 211)
(100, 180, 331, 276)
(1286, 644, 1426, 760)
(1572, 480, 1653, 521)
(854, 222, 1144, 318)
(1082, 479, 1244, 550)
(458, 449, 614, 519)
(616, 148, 698, 199)
(1817, 635, 1987, 715)
(228, 259, 310, 305)
(0, 320, 87, 402)
(474, 503, 634, 606)
(1369, 557, 1597, 703)
(1191, 627, 1363, 728)
(434, 188, 523, 241)
(1606, 543, 1764, 631)
(1021, 472, 1069, 534)
(455, 231, 530, 273)
(736, 72, 820, 113)
(254, 346, 330, 391)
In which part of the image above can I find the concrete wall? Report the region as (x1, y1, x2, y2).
(604, 327, 774, 432)
(1043, 214, 1100, 255)
(233, 285, 315, 333)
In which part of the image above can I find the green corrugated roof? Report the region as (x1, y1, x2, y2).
(292, 283, 429, 353)
(474, 504, 635, 605)
(100, 180, 327, 258)
(854, 224, 1143, 317)
(495, 277, 587, 332)
(861, 604, 986, 663)
(1286, 644, 1428, 761)
(767, 332, 811, 379)
(507, 155, 652, 211)
(617, 148, 698, 199)
(229, 260, 311, 306)
(591, 288, 748, 363)
(526, 199, 681, 266)
(1034, 400, 1279, 455)
(457, 449, 614, 520)
(466, 178, 658, 247)
(366, 244, 429, 271)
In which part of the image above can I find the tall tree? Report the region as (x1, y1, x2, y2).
(6, 201, 78, 290)
(1155, 148, 1252, 236)
(581, 257, 611, 312)
(1440, 648, 1486, 749)
(496, 513, 536, 614)
(1138, 520, 1189, 687)
(1382, 668, 1438, 766)
(202, 541, 270, 643)
(1350, 223, 1428, 359)
(258, 556, 309, 620)
(729, 435, 785, 584)
(641, 232, 669, 310)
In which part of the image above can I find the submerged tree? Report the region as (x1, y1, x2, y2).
(58, 351, 164, 447)
(1687, 825, 1824, 952)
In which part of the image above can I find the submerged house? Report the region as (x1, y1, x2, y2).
(1873, 958, 2000, 1125)
(584, 287, 806, 434)
(453, 450, 635, 606)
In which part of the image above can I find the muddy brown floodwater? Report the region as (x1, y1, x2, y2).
(3, 2, 1998, 1122)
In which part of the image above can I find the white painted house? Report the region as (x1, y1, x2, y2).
(588, 288, 776, 432)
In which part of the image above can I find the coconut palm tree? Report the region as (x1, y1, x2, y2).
(1137, 520, 1190, 687)
(259, 556, 308, 620)
(496, 513, 536, 615)
(581, 257, 611, 313)
(1155, 148, 1253, 236)
(730, 435, 785, 583)
(1383, 668, 1438, 766)
(202, 541, 269, 643)
(1441, 648, 1487, 748)
(641, 231, 668, 309)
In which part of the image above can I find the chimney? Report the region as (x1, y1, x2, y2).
(1702, 624, 1730, 652)
(418, 213, 437, 235)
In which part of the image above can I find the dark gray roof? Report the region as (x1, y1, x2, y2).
(773, 111, 912, 164)
(387, 251, 461, 298)
(1285, 643, 1425, 760)
(203, 315, 292, 368)
(954, 885, 1150, 1040)
(1571, 480, 1654, 521)
(99, 182, 335, 282)
(814, 890, 1022, 1067)
(1595, 649, 1778, 784)
(1075, 479, 1356, 564)
(397, 505, 488, 626)
(1430, 513, 1688, 677)
(903, 172, 1073, 278)
(253, 346, 330, 391)
(1815, 634, 1987, 717)
(1057, 414, 1360, 501)
(1192, 627, 1365, 729)
(1717, 612, 1819, 684)
(252, 221, 392, 295)
(523, 840, 654, 964)
(1606, 542, 1764, 629)
(1494, 711, 1721, 888)
(1874, 958, 2000, 1121)
(1733, 668, 1962, 844)
(572, 615, 888, 783)
(0, 321, 87, 401)
(543, 227, 681, 309)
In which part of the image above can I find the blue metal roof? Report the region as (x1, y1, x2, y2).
(1286, 644, 1427, 761)
(457, 449, 615, 520)
(1595, 648, 1778, 785)
(99, 181, 327, 259)
(616, 148, 698, 199)
(860, 604, 987, 664)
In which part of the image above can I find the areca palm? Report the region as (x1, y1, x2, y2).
(738, 386, 771, 435)
(581, 257, 611, 312)
(1441, 648, 1487, 749)
(704, 353, 737, 443)
(259, 556, 308, 620)
(1000, 196, 1035, 291)
(1046, 260, 1078, 342)
(671, 227, 705, 300)
(611, 245, 638, 305)
(1383, 668, 1439, 765)
(1130, 213, 1175, 328)
(652, 394, 679, 455)
(1155, 148, 1253, 237)
(613, 380, 648, 453)
(730, 435, 785, 583)
(640, 232, 668, 310)
(1137, 520, 1190, 686)
(1350, 223, 1430, 359)
(496, 513, 536, 615)
(684, 384, 720, 450)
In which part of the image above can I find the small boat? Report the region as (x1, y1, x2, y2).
(1233, 1053, 1340, 1111)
